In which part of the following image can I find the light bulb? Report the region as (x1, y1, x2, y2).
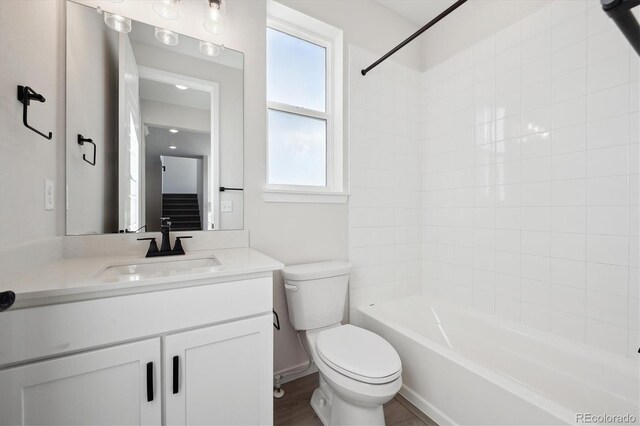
(204, 0, 226, 35)
(169, 145, 177, 150)
(199, 40, 222, 57)
(169, 129, 179, 133)
(175, 84, 188, 90)
(153, 0, 180, 20)
(103, 12, 131, 33)
(155, 27, 179, 46)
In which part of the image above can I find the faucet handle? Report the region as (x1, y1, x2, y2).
(172, 236, 192, 255)
(137, 237, 159, 257)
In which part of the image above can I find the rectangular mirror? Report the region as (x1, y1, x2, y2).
(66, 1, 243, 235)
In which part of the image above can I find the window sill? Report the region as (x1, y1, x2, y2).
(262, 188, 349, 204)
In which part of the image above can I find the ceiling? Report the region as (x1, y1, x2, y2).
(145, 126, 211, 160)
(374, 0, 454, 26)
(140, 79, 210, 111)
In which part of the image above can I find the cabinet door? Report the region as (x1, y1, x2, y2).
(0, 338, 161, 426)
(164, 315, 273, 425)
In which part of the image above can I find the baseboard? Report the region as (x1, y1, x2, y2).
(399, 384, 455, 426)
(275, 360, 318, 385)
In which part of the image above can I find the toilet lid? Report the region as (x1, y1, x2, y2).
(315, 325, 402, 384)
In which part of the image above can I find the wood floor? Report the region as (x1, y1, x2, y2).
(274, 373, 435, 426)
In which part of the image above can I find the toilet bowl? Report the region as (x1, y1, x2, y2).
(282, 261, 402, 425)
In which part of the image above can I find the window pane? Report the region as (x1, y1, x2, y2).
(268, 109, 326, 186)
(267, 27, 326, 112)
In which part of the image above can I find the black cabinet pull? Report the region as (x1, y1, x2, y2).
(172, 356, 179, 394)
(146, 362, 154, 402)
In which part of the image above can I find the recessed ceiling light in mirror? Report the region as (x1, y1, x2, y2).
(168, 145, 177, 150)
(169, 129, 179, 133)
(155, 27, 179, 46)
(199, 41, 222, 57)
(175, 84, 188, 90)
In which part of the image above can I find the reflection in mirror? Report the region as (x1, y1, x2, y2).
(66, 1, 243, 235)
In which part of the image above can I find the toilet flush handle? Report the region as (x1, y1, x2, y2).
(284, 283, 298, 292)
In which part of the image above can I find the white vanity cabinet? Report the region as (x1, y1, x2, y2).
(0, 338, 162, 426)
(0, 272, 276, 426)
(164, 316, 272, 425)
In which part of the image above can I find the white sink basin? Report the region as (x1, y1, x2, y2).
(95, 256, 220, 280)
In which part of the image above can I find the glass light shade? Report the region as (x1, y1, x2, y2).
(103, 12, 131, 33)
(203, 0, 226, 35)
(155, 27, 179, 46)
(199, 40, 222, 57)
(152, 0, 180, 20)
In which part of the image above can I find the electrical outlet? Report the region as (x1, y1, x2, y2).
(221, 201, 233, 212)
(44, 179, 54, 210)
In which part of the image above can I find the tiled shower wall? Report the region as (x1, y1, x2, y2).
(421, 0, 639, 358)
(348, 45, 422, 315)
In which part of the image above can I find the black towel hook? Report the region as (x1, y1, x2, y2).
(78, 134, 96, 166)
(17, 85, 53, 140)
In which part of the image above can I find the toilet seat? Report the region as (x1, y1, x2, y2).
(315, 325, 402, 384)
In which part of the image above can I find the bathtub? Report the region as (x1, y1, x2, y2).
(357, 295, 639, 425)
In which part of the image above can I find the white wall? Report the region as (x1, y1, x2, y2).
(0, 0, 65, 250)
(420, 0, 639, 358)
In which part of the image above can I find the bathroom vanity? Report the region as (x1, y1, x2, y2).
(0, 247, 282, 425)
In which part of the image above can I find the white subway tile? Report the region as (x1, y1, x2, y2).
(586, 234, 629, 265)
(586, 114, 629, 150)
(551, 123, 587, 155)
(587, 206, 629, 236)
(551, 179, 587, 206)
(551, 206, 586, 233)
(586, 262, 629, 297)
(522, 231, 551, 256)
(587, 145, 629, 178)
(551, 232, 586, 261)
(550, 258, 586, 288)
(586, 290, 628, 326)
(522, 254, 551, 281)
(496, 295, 521, 321)
(552, 12, 587, 51)
(550, 283, 586, 315)
(587, 53, 629, 94)
(551, 96, 586, 129)
(550, 309, 586, 343)
(587, 84, 630, 122)
(522, 302, 550, 330)
(551, 151, 587, 180)
(551, 68, 586, 103)
(552, 40, 587, 78)
(522, 206, 551, 231)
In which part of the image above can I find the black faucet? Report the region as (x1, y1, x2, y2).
(138, 217, 192, 258)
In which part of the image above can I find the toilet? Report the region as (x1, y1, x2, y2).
(282, 261, 402, 426)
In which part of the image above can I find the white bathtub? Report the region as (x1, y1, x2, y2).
(357, 295, 639, 425)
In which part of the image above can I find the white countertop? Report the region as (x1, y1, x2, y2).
(1, 248, 283, 309)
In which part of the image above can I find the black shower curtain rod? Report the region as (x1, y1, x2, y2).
(361, 0, 468, 76)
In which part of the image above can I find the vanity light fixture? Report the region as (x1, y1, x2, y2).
(153, 0, 180, 20)
(199, 40, 223, 57)
(155, 27, 179, 46)
(175, 84, 188, 90)
(203, 0, 226, 35)
(102, 11, 132, 33)
(169, 145, 177, 150)
(169, 128, 179, 133)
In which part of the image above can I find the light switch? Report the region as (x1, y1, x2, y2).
(44, 179, 54, 210)
(221, 201, 233, 212)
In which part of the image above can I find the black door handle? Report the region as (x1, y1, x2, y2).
(172, 356, 179, 394)
(146, 362, 154, 402)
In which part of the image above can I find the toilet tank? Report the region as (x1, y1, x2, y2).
(282, 261, 352, 331)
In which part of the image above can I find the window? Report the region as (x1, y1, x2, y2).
(265, 1, 346, 203)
